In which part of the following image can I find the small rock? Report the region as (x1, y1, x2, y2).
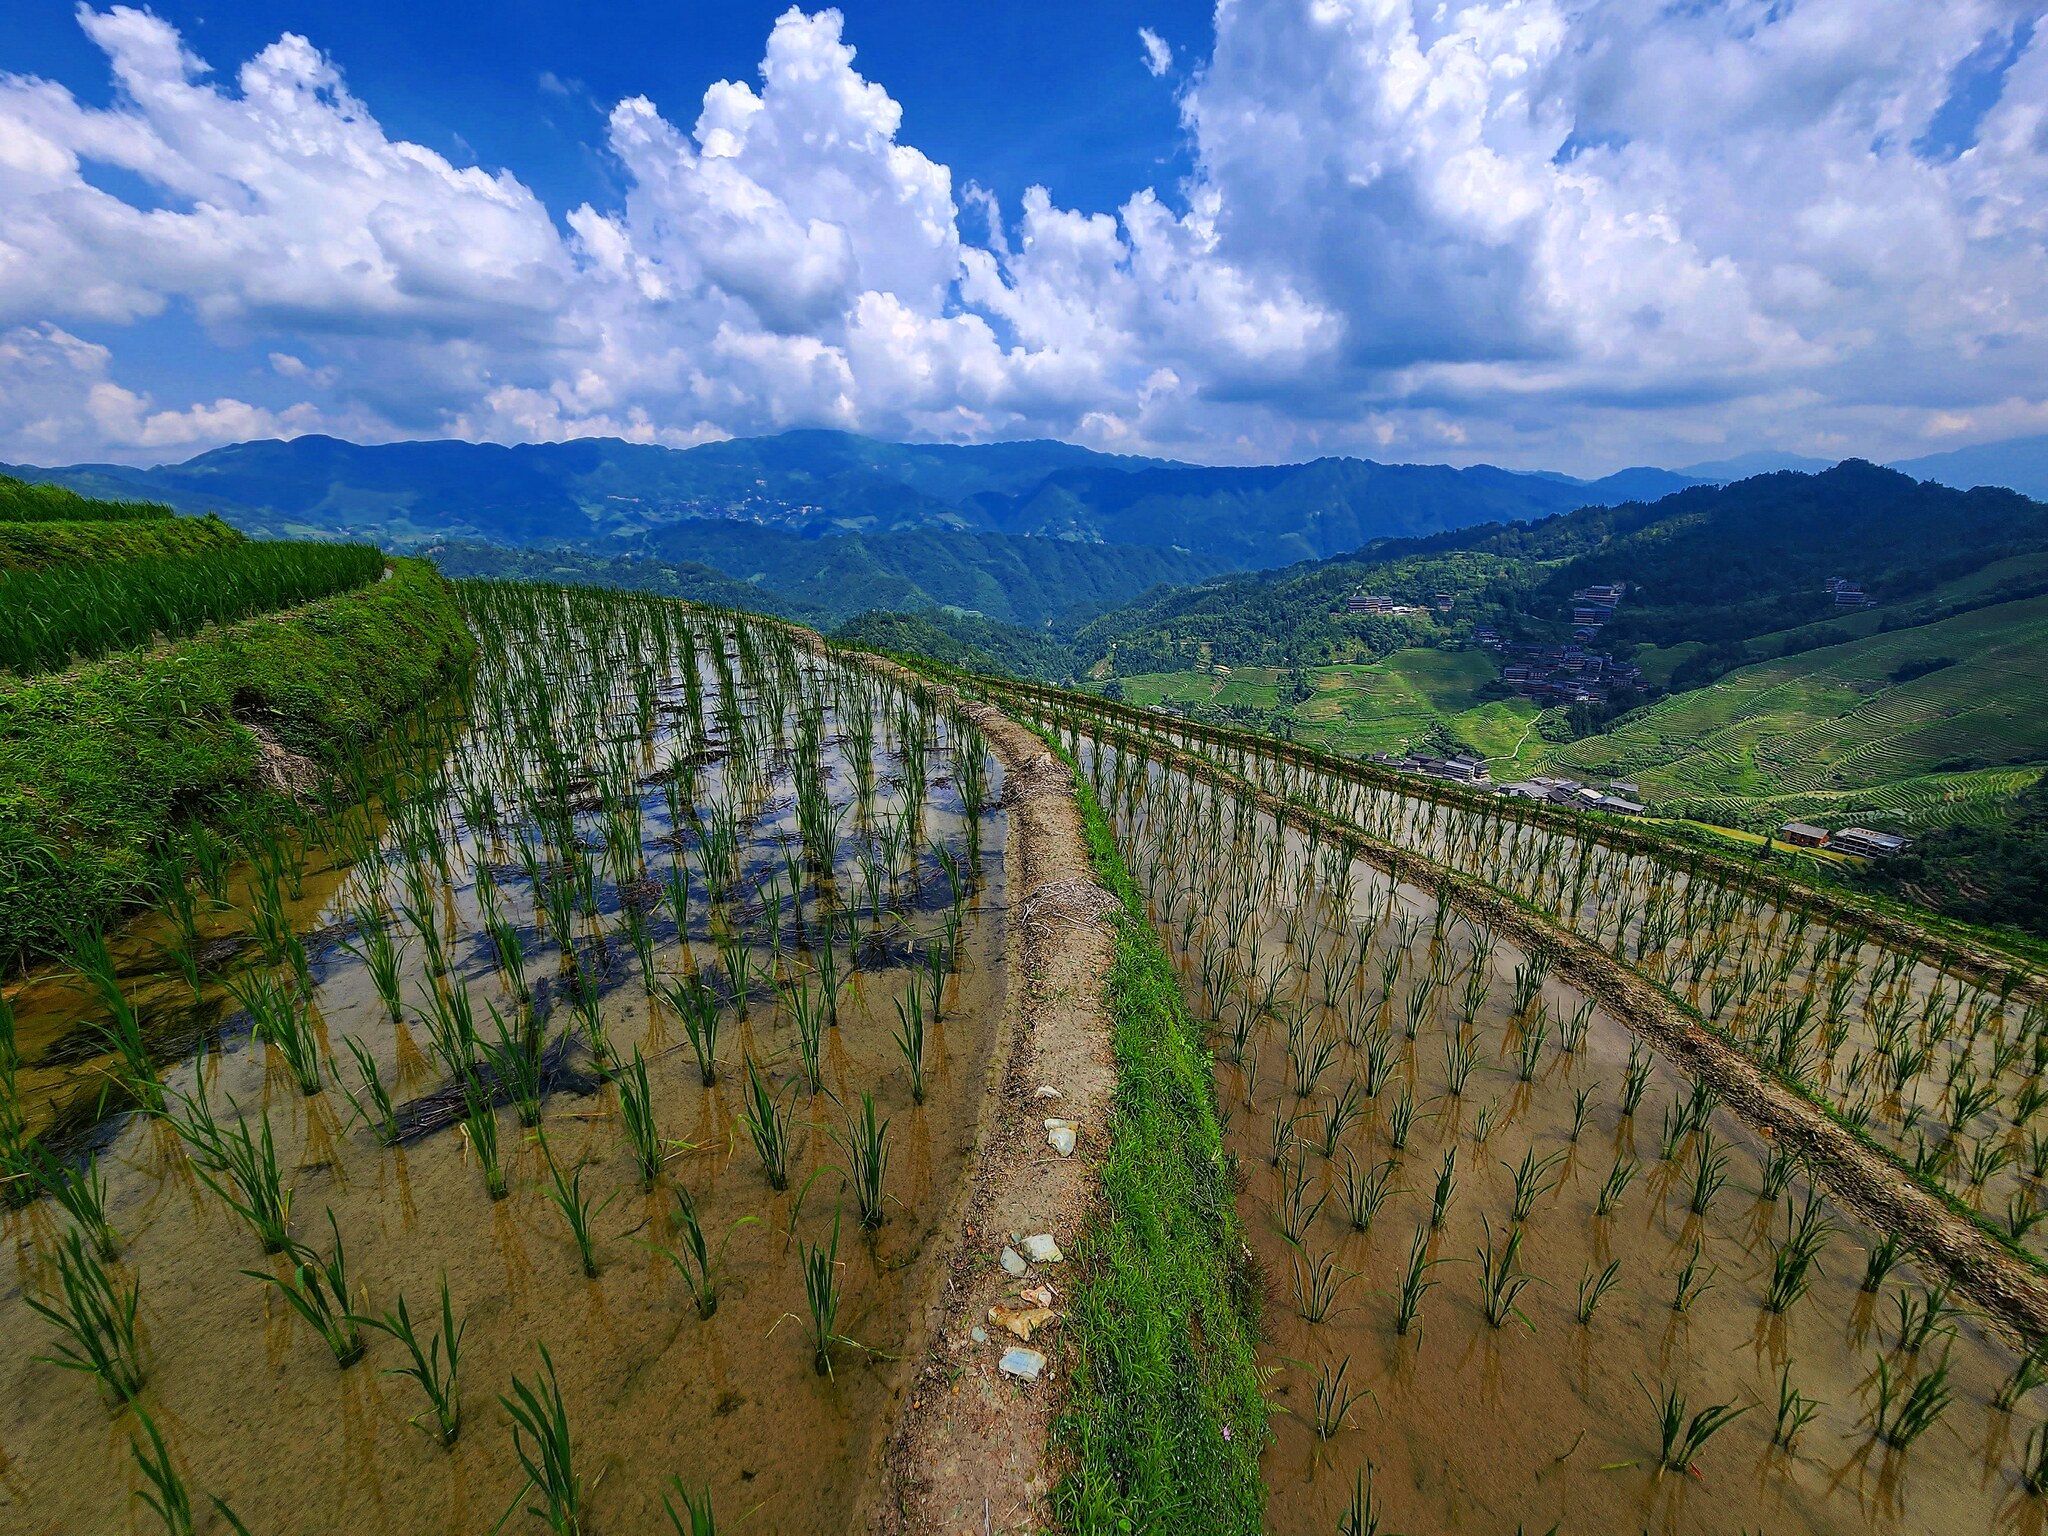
(999, 1246, 1029, 1277)
(1033, 1085, 1063, 1100)
(1022, 1284, 1055, 1308)
(998, 1347, 1047, 1381)
(970, 1326, 988, 1344)
(990, 1302, 1058, 1341)
(1045, 1119, 1077, 1156)
(1021, 1233, 1063, 1264)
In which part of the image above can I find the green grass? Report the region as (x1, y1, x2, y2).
(0, 515, 242, 575)
(0, 558, 474, 966)
(1050, 741, 1266, 1534)
(0, 473, 171, 524)
(0, 539, 386, 675)
(1547, 593, 2048, 826)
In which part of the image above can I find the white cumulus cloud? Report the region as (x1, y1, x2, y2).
(0, 2, 2044, 471)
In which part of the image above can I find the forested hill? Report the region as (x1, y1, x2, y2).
(1073, 462, 2048, 671)
(4, 429, 1700, 566)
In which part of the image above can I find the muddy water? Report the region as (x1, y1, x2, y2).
(1061, 710, 2048, 1263)
(1, 601, 1009, 1534)
(1083, 737, 2041, 1536)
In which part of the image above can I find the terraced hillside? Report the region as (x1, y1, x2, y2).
(0, 475, 474, 967)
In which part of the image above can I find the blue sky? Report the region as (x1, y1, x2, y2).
(1, 2, 2045, 474)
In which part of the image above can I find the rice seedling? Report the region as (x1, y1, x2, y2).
(663, 1478, 719, 1536)
(338, 1034, 398, 1143)
(2021, 1422, 2048, 1494)
(247, 1210, 365, 1367)
(461, 1081, 508, 1201)
(234, 970, 324, 1096)
(1507, 1147, 1565, 1224)
(68, 927, 161, 1114)
(1871, 1352, 1953, 1449)
(1891, 1282, 1959, 1354)
(1569, 1082, 1596, 1142)
(1275, 1149, 1328, 1242)
(1685, 1130, 1732, 1216)
(1758, 1144, 1802, 1201)
(26, 1226, 145, 1404)
(1339, 1152, 1395, 1234)
(1394, 1225, 1444, 1336)
(834, 1090, 891, 1229)
(363, 1274, 465, 1447)
(1645, 1378, 1747, 1472)
(1476, 1217, 1537, 1331)
(1594, 1149, 1639, 1216)
(1387, 1085, 1416, 1153)
(538, 1133, 615, 1279)
(1763, 1192, 1836, 1314)
(1995, 1349, 2048, 1412)
(1772, 1364, 1821, 1449)
(786, 982, 828, 1095)
(661, 974, 723, 1087)
(175, 1092, 294, 1253)
(799, 1204, 845, 1376)
(1428, 1147, 1457, 1230)
(1860, 1232, 1904, 1294)
(1337, 1462, 1384, 1536)
(892, 991, 928, 1106)
(1671, 1240, 1716, 1313)
(1575, 1259, 1621, 1324)
(1296, 1352, 1371, 1439)
(618, 1048, 665, 1189)
(650, 1183, 758, 1320)
(27, 1144, 120, 1260)
(340, 909, 408, 1024)
(1620, 1041, 1652, 1118)
(0, 992, 30, 1209)
(499, 1344, 584, 1535)
(740, 1057, 795, 1191)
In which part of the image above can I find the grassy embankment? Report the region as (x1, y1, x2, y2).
(0, 555, 474, 967)
(1043, 737, 1267, 1533)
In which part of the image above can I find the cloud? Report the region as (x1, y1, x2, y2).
(0, 3, 2045, 471)
(1139, 27, 1173, 77)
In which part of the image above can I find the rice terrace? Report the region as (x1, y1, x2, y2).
(6, 5, 2048, 1535)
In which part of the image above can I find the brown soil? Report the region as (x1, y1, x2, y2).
(1068, 711, 2048, 1349)
(861, 694, 1116, 1536)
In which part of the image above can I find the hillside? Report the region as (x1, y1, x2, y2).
(0, 476, 474, 966)
(4, 429, 1701, 568)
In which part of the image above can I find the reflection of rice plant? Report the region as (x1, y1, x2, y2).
(247, 1211, 365, 1367)
(499, 1344, 584, 1535)
(1575, 1260, 1621, 1324)
(1645, 1378, 1746, 1472)
(1871, 1353, 1953, 1449)
(834, 1090, 891, 1229)
(364, 1274, 465, 1446)
(26, 1227, 145, 1403)
(650, 1184, 757, 1320)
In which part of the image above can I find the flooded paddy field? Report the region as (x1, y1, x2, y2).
(1056, 717, 2046, 1536)
(1, 584, 1008, 1533)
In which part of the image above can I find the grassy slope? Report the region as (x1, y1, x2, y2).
(0, 515, 242, 573)
(1051, 743, 1266, 1533)
(1545, 592, 2048, 826)
(0, 558, 474, 964)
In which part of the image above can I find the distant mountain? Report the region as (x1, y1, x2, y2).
(1892, 433, 2048, 501)
(1680, 450, 1839, 479)
(3, 431, 1705, 570)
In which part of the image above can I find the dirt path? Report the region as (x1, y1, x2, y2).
(1060, 710, 2048, 1348)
